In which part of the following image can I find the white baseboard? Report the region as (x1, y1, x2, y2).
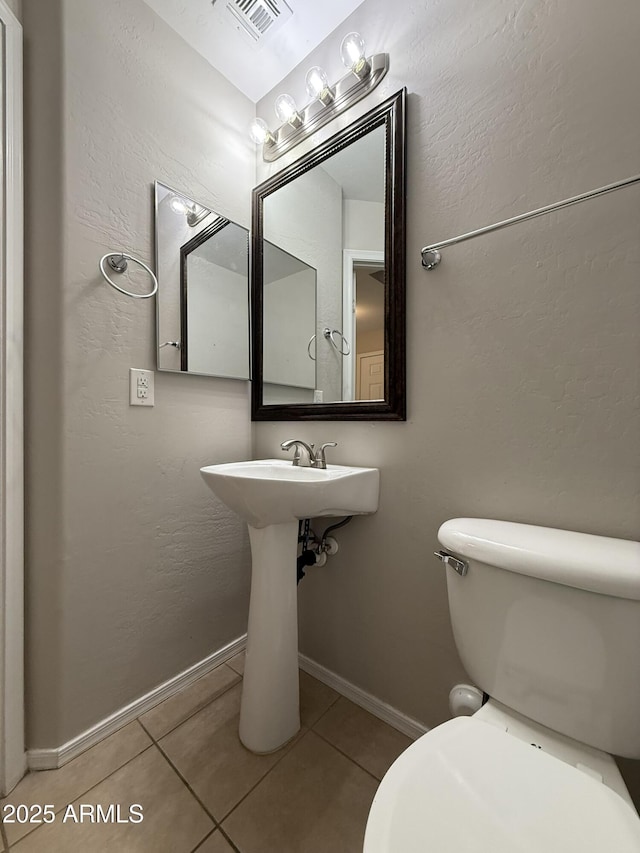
(299, 654, 429, 741)
(27, 637, 426, 771)
(27, 634, 248, 771)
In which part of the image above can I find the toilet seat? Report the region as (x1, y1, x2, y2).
(363, 717, 640, 853)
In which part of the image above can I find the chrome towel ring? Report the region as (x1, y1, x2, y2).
(307, 328, 351, 361)
(99, 252, 159, 299)
(307, 334, 317, 361)
(324, 327, 350, 356)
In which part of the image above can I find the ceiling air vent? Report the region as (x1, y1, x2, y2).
(224, 0, 293, 46)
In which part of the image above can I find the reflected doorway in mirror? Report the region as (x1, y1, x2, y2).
(342, 249, 385, 401)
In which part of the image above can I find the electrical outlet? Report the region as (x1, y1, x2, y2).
(129, 368, 154, 406)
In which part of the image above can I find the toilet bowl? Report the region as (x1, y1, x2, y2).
(364, 713, 640, 852)
(364, 519, 640, 852)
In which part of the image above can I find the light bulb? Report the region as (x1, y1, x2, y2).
(305, 66, 334, 105)
(249, 117, 274, 146)
(274, 93, 302, 128)
(340, 32, 370, 79)
(170, 196, 189, 215)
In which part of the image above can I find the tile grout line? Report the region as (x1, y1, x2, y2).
(306, 690, 341, 730)
(219, 728, 315, 828)
(189, 827, 218, 853)
(146, 663, 340, 831)
(140, 718, 222, 833)
(1, 736, 157, 849)
(0, 812, 8, 851)
(3, 666, 262, 848)
(190, 825, 243, 853)
(4, 667, 346, 851)
(140, 671, 242, 743)
(309, 727, 384, 784)
(215, 825, 243, 853)
(213, 678, 343, 828)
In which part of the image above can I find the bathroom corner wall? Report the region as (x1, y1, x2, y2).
(23, 0, 254, 748)
(255, 0, 640, 739)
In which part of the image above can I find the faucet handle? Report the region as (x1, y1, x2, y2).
(314, 442, 337, 469)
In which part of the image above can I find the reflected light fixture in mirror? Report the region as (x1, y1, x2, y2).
(250, 31, 389, 163)
(169, 194, 212, 228)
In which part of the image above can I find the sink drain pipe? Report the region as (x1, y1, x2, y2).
(297, 516, 353, 582)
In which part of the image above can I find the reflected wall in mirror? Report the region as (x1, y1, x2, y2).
(251, 89, 406, 420)
(155, 181, 250, 379)
(263, 242, 317, 404)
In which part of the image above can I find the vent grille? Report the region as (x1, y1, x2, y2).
(224, 0, 293, 45)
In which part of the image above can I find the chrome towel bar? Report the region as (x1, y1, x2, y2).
(421, 173, 640, 269)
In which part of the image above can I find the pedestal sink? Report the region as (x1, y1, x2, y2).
(200, 459, 379, 753)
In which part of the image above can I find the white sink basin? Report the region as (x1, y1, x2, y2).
(199, 456, 380, 755)
(200, 458, 379, 528)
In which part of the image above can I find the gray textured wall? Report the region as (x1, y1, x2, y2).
(19, 0, 640, 810)
(23, 0, 254, 748)
(256, 0, 640, 733)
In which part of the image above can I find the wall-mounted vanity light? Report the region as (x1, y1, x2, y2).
(249, 32, 388, 163)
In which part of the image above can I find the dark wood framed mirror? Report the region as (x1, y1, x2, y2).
(251, 88, 406, 420)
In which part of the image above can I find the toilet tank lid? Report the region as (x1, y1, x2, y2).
(438, 518, 640, 601)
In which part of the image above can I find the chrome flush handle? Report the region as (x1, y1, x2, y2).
(434, 550, 469, 577)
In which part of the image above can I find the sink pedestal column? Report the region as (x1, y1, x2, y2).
(239, 520, 300, 753)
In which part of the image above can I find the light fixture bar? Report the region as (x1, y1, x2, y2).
(261, 53, 389, 162)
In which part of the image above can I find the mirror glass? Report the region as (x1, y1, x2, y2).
(155, 180, 250, 379)
(262, 126, 385, 405)
(251, 89, 406, 420)
(263, 242, 317, 403)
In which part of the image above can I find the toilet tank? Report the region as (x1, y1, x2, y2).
(438, 519, 640, 759)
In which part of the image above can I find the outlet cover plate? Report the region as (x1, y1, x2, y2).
(129, 368, 155, 406)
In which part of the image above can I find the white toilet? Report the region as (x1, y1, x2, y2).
(364, 518, 640, 852)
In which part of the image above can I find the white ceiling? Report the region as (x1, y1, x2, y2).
(142, 0, 367, 103)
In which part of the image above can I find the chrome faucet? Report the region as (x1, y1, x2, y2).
(281, 439, 315, 467)
(281, 439, 338, 469)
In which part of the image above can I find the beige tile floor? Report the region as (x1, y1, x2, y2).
(1, 652, 411, 852)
